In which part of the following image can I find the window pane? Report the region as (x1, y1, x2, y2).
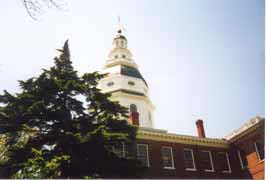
(137, 144, 149, 167)
(217, 153, 230, 172)
(161, 147, 174, 168)
(184, 149, 195, 169)
(107, 82, 114, 86)
(113, 142, 125, 158)
(130, 104, 137, 112)
(200, 151, 213, 170)
(255, 141, 265, 161)
(238, 150, 248, 168)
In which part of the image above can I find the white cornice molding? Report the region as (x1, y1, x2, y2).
(111, 91, 155, 109)
(137, 128, 229, 148)
(224, 116, 264, 142)
(105, 60, 138, 69)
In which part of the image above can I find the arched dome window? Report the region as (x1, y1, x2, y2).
(148, 111, 151, 121)
(130, 104, 137, 113)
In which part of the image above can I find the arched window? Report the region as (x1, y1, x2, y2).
(148, 111, 151, 120)
(130, 104, 137, 113)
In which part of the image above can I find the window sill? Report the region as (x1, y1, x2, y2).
(163, 167, 175, 170)
(204, 169, 215, 172)
(185, 168, 197, 171)
(222, 170, 231, 174)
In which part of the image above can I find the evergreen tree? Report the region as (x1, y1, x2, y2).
(0, 40, 144, 178)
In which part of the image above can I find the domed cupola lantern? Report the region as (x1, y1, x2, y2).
(98, 20, 155, 128)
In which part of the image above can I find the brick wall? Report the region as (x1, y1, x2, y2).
(134, 119, 264, 179)
(231, 128, 265, 179)
(136, 128, 264, 179)
(136, 139, 244, 179)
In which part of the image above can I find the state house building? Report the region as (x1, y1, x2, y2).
(98, 28, 265, 179)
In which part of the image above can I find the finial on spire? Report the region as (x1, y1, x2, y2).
(117, 15, 125, 34)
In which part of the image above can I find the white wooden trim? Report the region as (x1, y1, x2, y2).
(221, 152, 232, 173)
(237, 150, 246, 169)
(112, 142, 125, 158)
(202, 150, 215, 172)
(254, 142, 264, 162)
(137, 144, 150, 167)
(162, 146, 175, 169)
(122, 142, 125, 158)
(184, 149, 197, 171)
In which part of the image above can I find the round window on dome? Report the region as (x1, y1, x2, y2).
(122, 55, 126, 58)
(128, 81, 135, 86)
(107, 82, 114, 86)
(114, 55, 118, 59)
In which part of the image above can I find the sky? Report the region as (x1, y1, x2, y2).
(0, 0, 264, 138)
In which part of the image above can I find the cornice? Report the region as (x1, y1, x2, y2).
(226, 120, 264, 144)
(224, 117, 264, 143)
(109, 89, 146, 97)
(111, 91, 155, 110)
(137, 128, 229, 148)
(105, 60, 138, 69)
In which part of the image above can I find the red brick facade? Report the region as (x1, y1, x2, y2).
(135, 118, 264, 179)
(228, 120, 265, 179)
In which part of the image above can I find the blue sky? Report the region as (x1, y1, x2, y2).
(0, 0, 264, 138)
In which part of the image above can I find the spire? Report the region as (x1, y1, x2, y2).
(113, 16, 128, 49)
(105, 17, 138, 69)
(117, 16, 125, 35)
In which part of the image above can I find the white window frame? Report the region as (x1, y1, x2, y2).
(161, 146, 175, 169)
(122, 142, 125, 157)
(219, 152, 231, 173)
(184, 149, 196, 171)
(237, 150, 247, 169)
(112, 142, 125, 158)
(137, 144, 150, 167)
(202, 150, 214, 172)
(254, 142, 264, 162)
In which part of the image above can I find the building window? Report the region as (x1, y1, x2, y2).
(237, 150, 248, 169)
(122, 54, 126, 58)
(137, 144, 150, 167)
(255, 141, 264, 161)
(128, 81, 135, 86)
(130, 104, 137, 113)
(217, 152, 231, 173)
(184, 149, 196, 171)
(107, 82, 114, 86)
(114, 55, 118, 59)
(161, 146, 174, 169)
(109, 142, 125, 158)
(200, 151, 214, 172)
(148, 111, 151, 121)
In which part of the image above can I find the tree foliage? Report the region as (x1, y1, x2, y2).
(0, 40, 144, 178)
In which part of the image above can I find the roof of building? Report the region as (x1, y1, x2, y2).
(120, 65, 148, 86)
(114, 34, 127, 41)
(223, 116, 264, 143)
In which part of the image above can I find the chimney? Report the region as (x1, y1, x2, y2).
(129, 112, 139, 126)
(196, 119, 206, 138)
